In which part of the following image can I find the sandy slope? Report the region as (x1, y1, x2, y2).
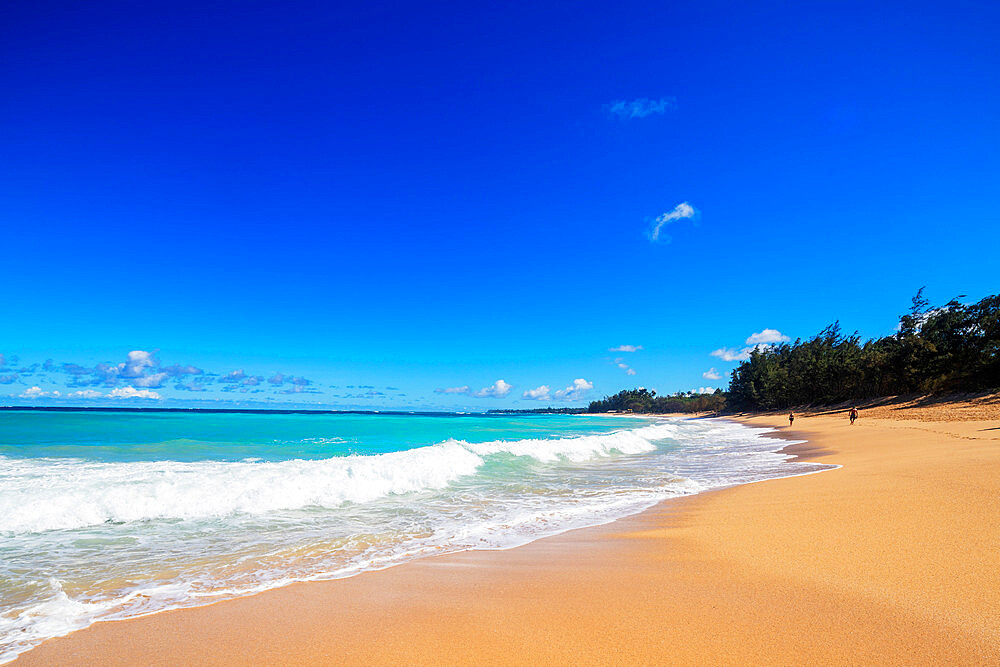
(15, 410, 1000, 665)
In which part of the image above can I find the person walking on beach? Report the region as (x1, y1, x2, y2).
(850, 407, 858, 425)
(788, 412, 794, 427)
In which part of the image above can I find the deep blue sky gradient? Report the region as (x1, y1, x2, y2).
(2, 1, 998, 408)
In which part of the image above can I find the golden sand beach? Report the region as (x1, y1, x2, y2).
(16, 402, 1000, 665)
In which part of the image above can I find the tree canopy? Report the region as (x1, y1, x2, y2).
(587, 388, 725, 414)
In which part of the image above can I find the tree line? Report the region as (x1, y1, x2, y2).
(587, 290, 999, 414)
(726, 290, 999, 410)
(587, 388, 726, 414)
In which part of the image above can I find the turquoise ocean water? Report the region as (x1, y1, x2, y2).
(0, 410, 830, 662)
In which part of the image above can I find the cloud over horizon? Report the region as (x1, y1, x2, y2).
(4, 349, 321, 401)
(20, 386, 59, 399)
(432, 380, 514, 398)
(108, 386, 161, 400)
(434, 385, 470, 395)
(522, 385, 551, 401)
(472, 380, 513, 398)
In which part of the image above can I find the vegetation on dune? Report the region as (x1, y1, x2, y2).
(587, 290, 1000, 414)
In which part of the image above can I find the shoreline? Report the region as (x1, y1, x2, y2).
(3, 415, 801, 663)
(15, 410, 1000, 664)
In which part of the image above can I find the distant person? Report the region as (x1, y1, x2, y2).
(788, 412, 794, 427)
(850, 407, 858, 425)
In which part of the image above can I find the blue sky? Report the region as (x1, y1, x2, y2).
(2, 1, 998, 410)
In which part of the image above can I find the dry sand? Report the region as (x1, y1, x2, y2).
(15, 405, 1000, 665)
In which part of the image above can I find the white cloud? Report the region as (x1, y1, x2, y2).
(745, 329, 790, 345)
(19, 386, 60, 399)
(434, 385, 470, 395)
(607, 97, 677, 119)
(710, 347, 751, 362)
(648, 202, 697, 242)
(522, 385, 552, 401)
(554, 378, 594, 401)
(710, 345, 770, 362)
(702, 368, 722, 380)
(613, 357, 638, 376)
(119, 350, 156, 378)
(472, 380, 512, 398)
(710, 329, 790, 363)
(695, 387, 716, 394)
(609, 345, 643, 352)
(68, 389, 102, 399)
(108, 386, 161, 400)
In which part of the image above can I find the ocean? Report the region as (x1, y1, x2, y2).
(0, 410, 831, 662)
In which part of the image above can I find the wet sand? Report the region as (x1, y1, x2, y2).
(15, 409, 1000, 665)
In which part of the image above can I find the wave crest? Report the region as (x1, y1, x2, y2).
(0, 425, 670, 534)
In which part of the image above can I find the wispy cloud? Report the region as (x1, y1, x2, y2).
(613, 357, 638, 376)
(54, 350, 174, 388)
(219, 369, 265, 393)
(472, 380, 512, 398)
(17, 385, 160, 401)
(133, 372, 168, 388)
(554, 378, 593, 401)
(648, 202, 697, 242)
(0, 353, 36, 385)
(522, 385, 551, 401)
(20, 386, 59, 399)
(607, 97, 677, 119)
(279, 384, 320, 395)
(268, 373, 319, 394)
(8, 350, 319, 401)
(431, 382, 505, 398)
(174, 381, 209, 392)
(163, 364, 204, 377)
(609, 344, 643, 352)
(434, 385, 470, 395)
(337, 389, 386, 399)
(68, 389, 103, 399)
(702, 368, 722, 380)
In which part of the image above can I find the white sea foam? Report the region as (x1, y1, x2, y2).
(0, 425, 669, 535)
(0, 417, 833, 664)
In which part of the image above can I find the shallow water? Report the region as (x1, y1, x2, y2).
(0, 411, 830, 662)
